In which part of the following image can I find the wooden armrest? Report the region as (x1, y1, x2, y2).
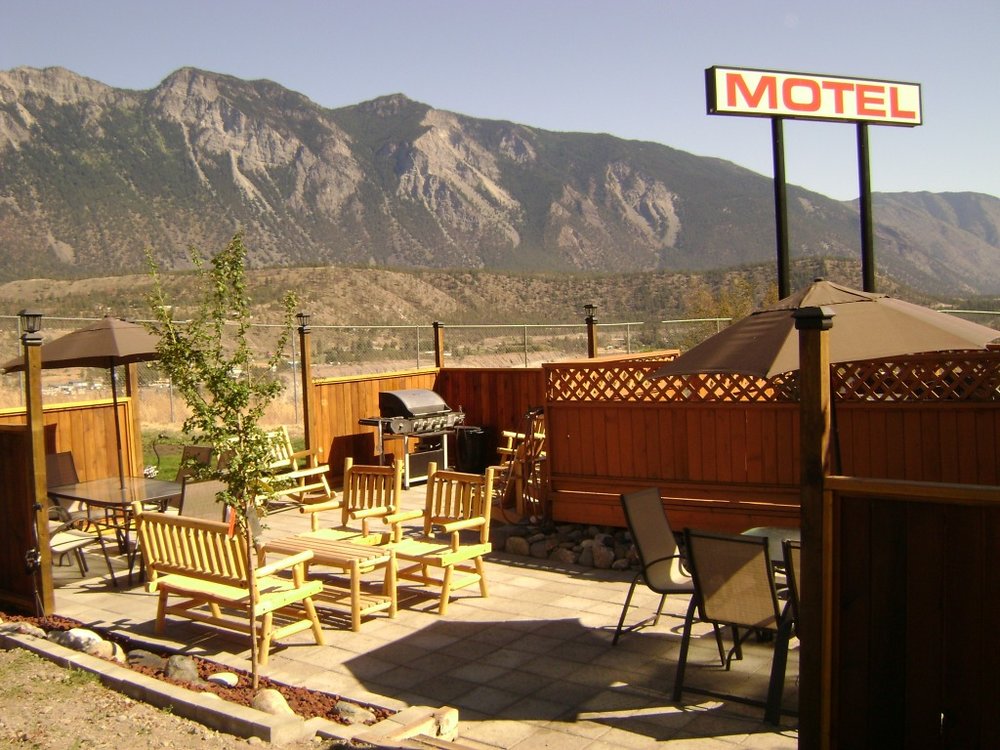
(385, 509, 423, 526)
(435, 517, 485, 534)
(350, 507, 392, 520)
(297, 499, 341, 515)
(256, 549, 313, 577)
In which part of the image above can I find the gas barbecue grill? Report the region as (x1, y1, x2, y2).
(359, 389, 465, 487)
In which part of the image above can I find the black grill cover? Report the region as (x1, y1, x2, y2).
(379, 389, 451, 418)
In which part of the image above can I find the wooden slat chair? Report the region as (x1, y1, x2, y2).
(385, 463, 495, 615)
(265, 426, 324, 472)
(492, 418, 546, 519)
(673, 528, 794, 725)
(258, 427, 336, 510)
(133, 502, 325, 665)
(299, 457, 402, 540)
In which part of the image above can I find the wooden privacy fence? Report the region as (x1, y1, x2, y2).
(820, 475, 1000, 748)
(310, 367, 547, 480)
(311, 369, 438, 475)
(542, 351, 1000, 532)
(0, 398, 140, 480)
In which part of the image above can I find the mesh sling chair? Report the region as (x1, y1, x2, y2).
(48, 504, 119, 586)
(673, 528, 795, 725)
(781, 538, 802, 634)
(177, 478, 230, 522)
(614, 488, 722, 654)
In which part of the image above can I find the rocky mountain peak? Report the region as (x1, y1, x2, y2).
(0, 66, 115, 105)
(0, 66, 997, 296)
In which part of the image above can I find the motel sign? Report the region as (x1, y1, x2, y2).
(705, 66, 922, 296)
(708, 67, 922, 126)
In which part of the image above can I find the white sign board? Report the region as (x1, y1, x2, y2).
(707, 66, 922, 126)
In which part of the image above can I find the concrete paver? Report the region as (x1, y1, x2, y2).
(50, 484, 799, 748)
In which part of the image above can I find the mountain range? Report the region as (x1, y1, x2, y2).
(1, 65, 999, 298)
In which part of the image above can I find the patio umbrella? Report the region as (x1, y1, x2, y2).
(652, 279, 1000, 379)
(3, 317, 160, 488)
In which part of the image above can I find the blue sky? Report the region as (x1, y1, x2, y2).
(1, 0, 997, 201)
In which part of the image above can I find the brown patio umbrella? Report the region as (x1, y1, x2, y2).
(3, 317, 160, 488)
(652, 279, 1000, 379)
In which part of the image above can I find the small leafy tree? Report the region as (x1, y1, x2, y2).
(145, 232, 296, 684)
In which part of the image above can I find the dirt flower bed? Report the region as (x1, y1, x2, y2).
(1, 612, 392, 725)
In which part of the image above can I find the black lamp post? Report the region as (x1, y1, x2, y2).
(583, 304, 598, 358)
(18, 308, 43, 342)
(295, 312, 314, 454)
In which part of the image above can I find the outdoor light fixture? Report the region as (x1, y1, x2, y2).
(18, 309, 43, 335)
(583, 304, 597, 321)
(296, 311, 311, 330)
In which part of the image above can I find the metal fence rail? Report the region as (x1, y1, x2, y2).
(5, 310, 996, 432)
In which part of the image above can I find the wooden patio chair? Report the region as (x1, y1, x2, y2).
(492, 408, 546, 520)
(264, 426, 323, 471)
(299, 456, 402, 540)
(673, 528, 794, 725)
(386, 463, 495, 615)
(613, 488, 707, 647)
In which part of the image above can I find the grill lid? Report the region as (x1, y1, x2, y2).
(379, 389, 452, 418)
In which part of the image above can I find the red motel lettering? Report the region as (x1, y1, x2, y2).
(714, 67, 921, 126)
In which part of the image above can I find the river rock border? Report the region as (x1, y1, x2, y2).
(491, 522, 639, 570)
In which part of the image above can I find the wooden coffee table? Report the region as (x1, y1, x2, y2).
(260, 534, 396, 631)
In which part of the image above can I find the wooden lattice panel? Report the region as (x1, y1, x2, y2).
(544, 359, 798, 403)
(545, 351, 999, 404)
(833, 352, 1000, 402)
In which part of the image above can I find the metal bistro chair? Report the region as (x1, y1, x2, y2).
(614, 488, 710, 648)
(48, 504, 118, 586)
(673, 528, 794, 725)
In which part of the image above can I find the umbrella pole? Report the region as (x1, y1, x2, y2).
(111, 366, 126, 489)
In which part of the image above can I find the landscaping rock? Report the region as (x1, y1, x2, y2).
(549, 547, 577, 564)
(207, 671, 240, 688)
(333, 701, 377, 725)
(166, 654, 205, 685)
(0, 621, 46, 638)
(592, 544, 616, 569)
(128, 649, 168, 670)
(253, 688, 295, 716)
(505, 536, 530, 556)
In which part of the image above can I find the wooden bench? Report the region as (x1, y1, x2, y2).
(132, 502, 325, 665)
(258, 462, 339, 511)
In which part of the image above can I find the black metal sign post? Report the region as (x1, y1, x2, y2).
(857, 123, 876, 291)
(772, 118, 791, 299)
(705, 66, 922, 296)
